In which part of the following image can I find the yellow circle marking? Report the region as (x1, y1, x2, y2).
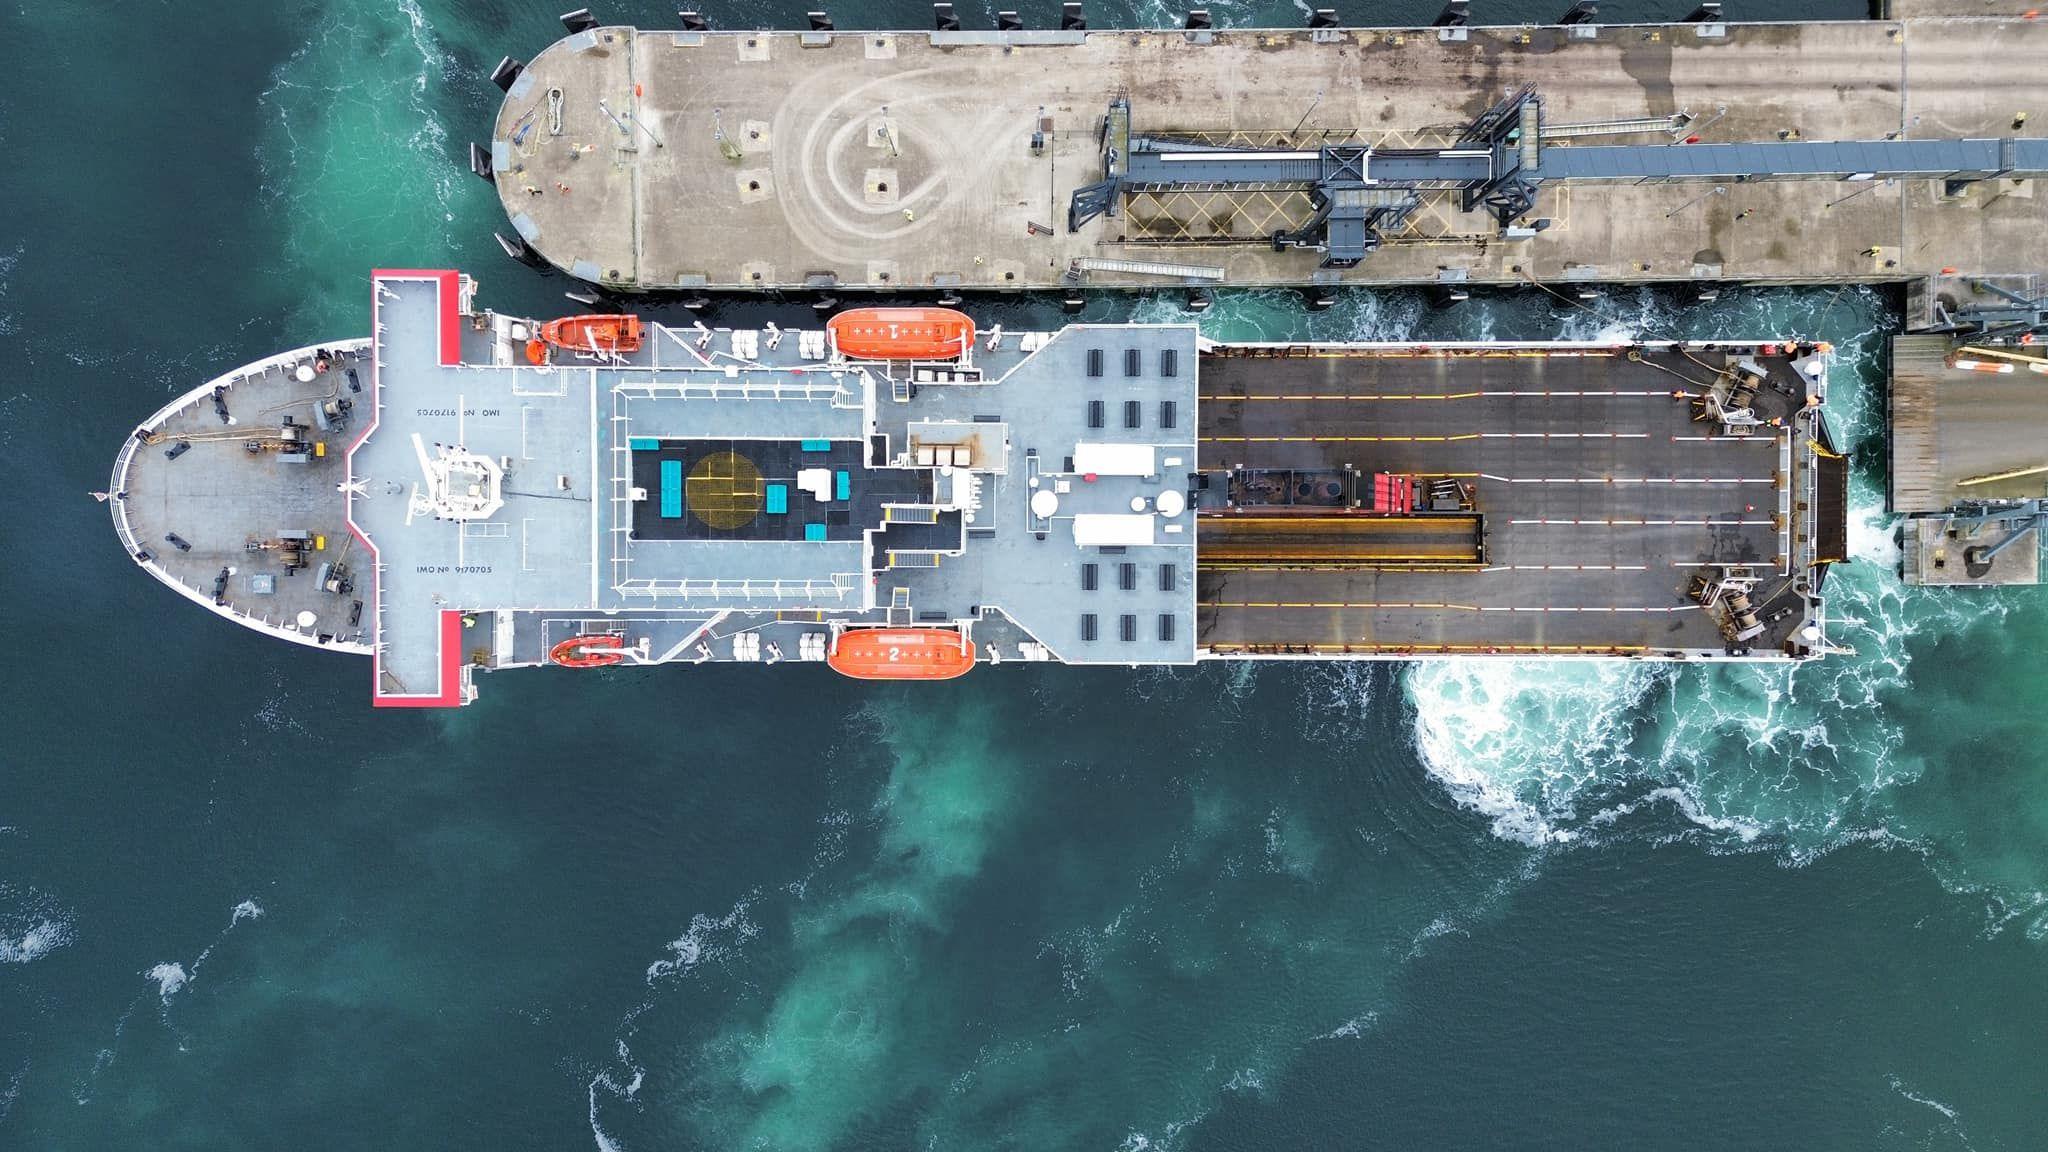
(687, 451, 764, 530)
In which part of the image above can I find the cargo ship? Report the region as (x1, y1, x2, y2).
(106, 271, 1847, 706)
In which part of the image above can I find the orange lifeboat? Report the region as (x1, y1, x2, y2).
(536, 314, 644, 358)
(828, 307, 975, 361)
(550, 634, 627, 668)
(826, 628, 975, 681)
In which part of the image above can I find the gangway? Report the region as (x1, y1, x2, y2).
(1070, 256, 1226, 281)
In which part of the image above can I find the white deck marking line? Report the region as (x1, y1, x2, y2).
(1501, 564, 1650, 571)
(1477, 432, 1650, 439)
(1510, 518, 1775, 526)
(1481, 475, 1776, 484)
(1199, 389, 1679, 400)
(1205, 601, 1701, 614)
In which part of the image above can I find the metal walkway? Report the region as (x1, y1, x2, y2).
(1072, 92, 2048, 267)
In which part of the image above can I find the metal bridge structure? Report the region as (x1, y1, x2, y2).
(1069, 91, 2048, 269)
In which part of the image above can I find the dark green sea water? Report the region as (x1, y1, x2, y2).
(5, 2, 2047, 1149)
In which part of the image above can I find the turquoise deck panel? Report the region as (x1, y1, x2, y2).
(659, 459, 683, 518)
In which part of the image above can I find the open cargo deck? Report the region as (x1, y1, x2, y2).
(108, 273, 1845, 706)
(1195, 344, 1838, 654)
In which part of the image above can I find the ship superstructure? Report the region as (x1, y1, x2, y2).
(109, 271, 1846, 706)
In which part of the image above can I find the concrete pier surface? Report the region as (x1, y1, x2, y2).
(1889, 333, 2048, 513)
(489, 16, 2048, 293)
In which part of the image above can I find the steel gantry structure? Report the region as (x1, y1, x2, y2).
(1069, 91, 2048, 268)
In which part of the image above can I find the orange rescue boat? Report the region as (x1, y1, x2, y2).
(826, 628, 975, 681)
(550, 634, 627, 668)
(828, 307, 975, 361)
(526, 314, 644, 364)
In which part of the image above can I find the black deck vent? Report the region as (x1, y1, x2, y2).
(1123, 399, 1142, 429)
(1158, 563, 1177, 591)
(1082, 562, 1099, 591)
(1087, 399, 1105, 429)
(1159, 400, 1177, 429)
(1118, 562, 1137, 590)
(1119, 613, 1137, 642)
(1158, 614, 1176, 642)
(1160, 348, 1178, 377)
(1087, 348, 1104, 377)
(1081, 613, 1098, 642)
(1124, 348, 1141, 377)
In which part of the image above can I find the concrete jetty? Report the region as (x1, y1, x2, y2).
(483, 13, 2048, 295)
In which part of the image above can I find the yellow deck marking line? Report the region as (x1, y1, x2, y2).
(1202, 565, 1484, 573)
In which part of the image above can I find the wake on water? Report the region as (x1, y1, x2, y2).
(1375, 293, 2046, 934)
(1139, 285, 2047, 926)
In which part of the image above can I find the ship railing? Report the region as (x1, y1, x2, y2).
(1781, 427, 1799, 573)
(613, 376, 851, 405)
(107, 339, 371, 559)
(613, 577, 860, 602)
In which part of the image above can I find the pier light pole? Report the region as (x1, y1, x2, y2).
(879, 105, 900, 157)
(1290, 90, 1324, 144)
(1664, 185, 1725, 219)
(712, 107, 743, 162)
(1825, 178, 1894, 209)
(597, 98, 663, 149)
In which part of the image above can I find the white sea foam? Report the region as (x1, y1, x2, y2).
(1888, 1075, 1961, 1121)
(1408, 659, 1658, 846)
(644, 899, 759, 983)
(1, 883, 76, 965)
(146, 962, 188, 1000)
(231, 899, 265, 924)
(588, 1073, 626, 1152)
(252, 682, 311, 736)
(0, 917, 72, 964)
(1886, 1073, 1975, 1149)
(1295, 663, 1377, 748)
(0, 1060, 23, 1124)
(1315, 1010, 1379, 1040)
(0, 241, 17, 337)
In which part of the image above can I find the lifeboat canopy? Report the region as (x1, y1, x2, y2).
(826, 627, 975, 680)
(551, 634, 627, 668)
(537, 314, 644, 358)
(828, 307, 975, 361)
